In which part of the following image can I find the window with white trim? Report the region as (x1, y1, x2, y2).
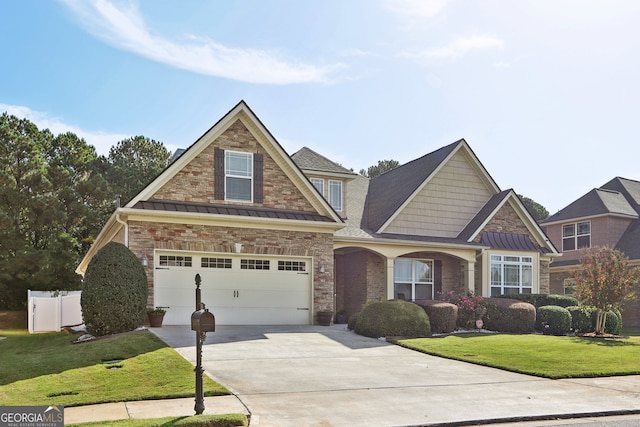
(394, 258, 434, 301)
(225, 151, 253, 202)
(562, 221, 590, 251)
(159, 255, 192, 267)
(490, 255, 533, 296)
(278, 260, 306, 271)
(201, 257, 232, 269)
(241, 259, 270, 270)
(328, 180, 343, 212)
(310, 178, 324, 196)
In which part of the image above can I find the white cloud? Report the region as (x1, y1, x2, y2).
(0, 103, 130, 156)
(400, 34, 504, 63)
(383, 0, 449, 19)
(60, 0, 342, 85)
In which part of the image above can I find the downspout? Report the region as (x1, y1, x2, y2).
(115, 210, 128, 247)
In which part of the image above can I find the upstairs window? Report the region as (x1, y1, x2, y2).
(310, 178, 324, 196)
(225, 151, 253, 202)
(328, 180, 343, 212)
(562, 221, 590, 251)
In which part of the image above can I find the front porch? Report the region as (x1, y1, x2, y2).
(333, 243, 477, 319)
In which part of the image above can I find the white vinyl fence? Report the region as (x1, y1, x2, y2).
(28, 290, 83, 334)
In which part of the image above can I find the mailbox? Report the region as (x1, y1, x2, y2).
(191, 309, 215, 332)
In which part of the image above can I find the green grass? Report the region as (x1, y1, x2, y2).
(69, 414, 248, 427)
(0, 329, 230, 407)
(397, 333, 640, 379)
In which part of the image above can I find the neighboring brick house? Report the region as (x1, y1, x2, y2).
(540, 177, 640, 326)
(77, 101, 558, 325)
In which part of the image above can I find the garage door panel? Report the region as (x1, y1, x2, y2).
(154, 252, 312, 326)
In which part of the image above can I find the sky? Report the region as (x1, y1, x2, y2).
(2, 0, 640, 215)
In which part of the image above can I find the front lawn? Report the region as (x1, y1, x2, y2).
(397, 333, 640, 379)
(0, 329, 229, 407)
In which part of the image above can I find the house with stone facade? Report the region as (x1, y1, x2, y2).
(77, 101, 558, 325)
(539, 177, 640, 326)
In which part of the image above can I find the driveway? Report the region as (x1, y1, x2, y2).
(152, 325, 640, 427)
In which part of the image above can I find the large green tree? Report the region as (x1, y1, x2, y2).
(106, 136, 170, 205)
(518, 195, 549, 222)
(574, 246, 640, 334)
(359, 159, 400, 178)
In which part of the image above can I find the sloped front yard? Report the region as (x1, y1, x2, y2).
(397, 332, 640, 379)
(0, 329, 229, 407)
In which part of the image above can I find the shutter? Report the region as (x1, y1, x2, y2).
(254, 153, 264, 203)
(434, 260, 443, 297)
(214, 148, 225, 200)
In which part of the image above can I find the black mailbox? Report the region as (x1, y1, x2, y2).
(191, 309, 215, 332)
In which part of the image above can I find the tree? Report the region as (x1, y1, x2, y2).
(359, 159, 400, 178)
(106, 136, 170, 205)
(518, 195, 549, 222)
(574, 246, 640, 334)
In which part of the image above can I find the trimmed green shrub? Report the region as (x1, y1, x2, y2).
(593, 309, 622, 335)
(566, 306, 623, 335)
(567, 306, 595, 333)
(417, 301, 457, 334)
(483, 298, 536, 333)
(354, 299, 431, 338)
(496, 293, 578, 308)
(81, 242, 148, 336)
(536, 305, 572, 335)
(347, 312, 359, 331)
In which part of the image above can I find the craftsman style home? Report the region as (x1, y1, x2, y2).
(77, 101, 558, 325)
(540, 177, 640, 326)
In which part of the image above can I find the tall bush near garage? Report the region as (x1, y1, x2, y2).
(81, 242, 148, 336)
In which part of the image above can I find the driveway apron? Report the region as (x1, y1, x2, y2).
(151, 325, 640, 427)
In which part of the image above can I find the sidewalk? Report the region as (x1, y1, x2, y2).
(64, 395, 250, 425)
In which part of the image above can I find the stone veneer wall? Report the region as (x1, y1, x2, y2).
(127, 221, 335, 311)
(476, 202, 551, 295)
(152, 119, 317, 213)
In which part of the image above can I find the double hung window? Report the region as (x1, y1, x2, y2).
(562, 221, 590, 251)
(394, 258, 434, 301)
(225, 151, 253, 202)
(328, 180, 343, 212)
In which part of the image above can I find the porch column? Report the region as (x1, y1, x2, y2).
(386, 257, 395, 300)
(464, 260, 475, 294)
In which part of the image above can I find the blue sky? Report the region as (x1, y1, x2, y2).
(2, 0, 639, 214)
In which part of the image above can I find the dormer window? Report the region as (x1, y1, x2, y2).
(562, 221, 590, 251)
(329, 180, 343, 212)
(310, 178, 324, 195)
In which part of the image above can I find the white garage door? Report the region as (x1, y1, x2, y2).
(154, 251, 312, 325)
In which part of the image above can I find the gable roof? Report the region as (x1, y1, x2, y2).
(458, 189, 558, 254)
(364, 139, 501, 233)
(291, 147, 356, 178)
(126, 100, 342, 223)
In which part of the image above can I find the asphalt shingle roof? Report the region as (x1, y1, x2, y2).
(364, 140, 462, 232)
(541, 187, 638, 224)
(291, 147, 355, 175)
(458, 190, 512, 241)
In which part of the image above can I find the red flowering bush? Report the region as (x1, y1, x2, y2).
(437, 290, 486, 329)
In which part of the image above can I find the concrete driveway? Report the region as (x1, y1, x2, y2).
(152, 325, 640, 427)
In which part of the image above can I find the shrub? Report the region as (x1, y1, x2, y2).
(81, 242, 148, 336)
(483, 298, 536, 333)
(347, 312, 359, 331)
(566, 306, 622, 335)
(417, 301, 457, 334)
(354, 300, 431, 338)
(437, 290, 485, 328)
(593, 309, 622, 335)
(566, 306, 594, 333)
(536, 305, 572, 335)
(496, 293, 578, 308)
